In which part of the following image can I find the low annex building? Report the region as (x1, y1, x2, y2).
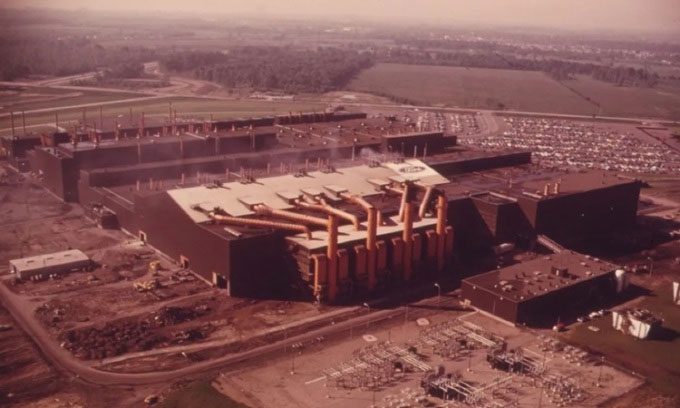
(9, 249, 92, 280)
(461, 251, 620, 325)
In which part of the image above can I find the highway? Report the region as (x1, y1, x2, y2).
(0, 278, 459, 386)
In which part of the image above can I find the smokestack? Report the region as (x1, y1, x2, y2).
(402, 201, 414, 281)
(327, 215, 339, 303)
(436, 194, 447, 272)
(543, 184, 550, 196)
(553, 182, 560, 195)
(367, 206, 378, 290)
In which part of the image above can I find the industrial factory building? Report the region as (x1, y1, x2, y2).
(18, 109, 643, 303)
(461, 251, 623, 325)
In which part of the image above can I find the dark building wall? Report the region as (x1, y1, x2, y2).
(77, 180, 140, 233)
(135, 192, 231, 283)
(228, 233, 294, 299)
(1, 136, 41, 159)
(383, 132, 447, 156)
(429, 151, 532, 176)
(530, 182, 641, 245)
(516, 272, 616, 324)
(448, 197, 494, 258)
(461, 281, 518, 322)
(28, 148, 78, 201)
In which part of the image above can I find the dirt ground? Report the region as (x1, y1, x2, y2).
(0, 165, 329, 374)
(0, 305, 59, 406)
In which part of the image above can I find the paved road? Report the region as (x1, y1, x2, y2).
(0, 279, 457, 386)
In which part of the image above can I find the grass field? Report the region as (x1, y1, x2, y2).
(562, 76, 680, 120)
(0, 97, 326, 133)
(563, 287, 680, 395)
(0, 86, 144, 115)
(348, 63, 680, 120)
(347, 63, 598, 115)
(160, 381, 249, 408)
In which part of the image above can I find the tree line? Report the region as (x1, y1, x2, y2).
(160, 46, 374, 93)
(0, 34, 153, 80)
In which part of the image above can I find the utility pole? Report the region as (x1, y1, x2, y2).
(363, 302, 371, 331)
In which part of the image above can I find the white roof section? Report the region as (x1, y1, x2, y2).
(285, 215, 438, 251)
(168, 159, 448, 223)
(9, 249, 90, 273)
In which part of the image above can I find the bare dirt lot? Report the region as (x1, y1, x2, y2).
(0, 305, 59, 406)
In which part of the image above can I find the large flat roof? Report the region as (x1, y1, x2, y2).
(168, 159, 449, 223)
(462, 251, 618, 303)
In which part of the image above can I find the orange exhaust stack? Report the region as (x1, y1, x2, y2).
(366, 206, 378, 290)
(326, 215, 339, 303)
(436, 194, 447, 272)
(402, 201, 414, 281)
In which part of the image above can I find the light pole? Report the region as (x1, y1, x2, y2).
(363, 302, 371, 331)
(434, 282, 442, 309)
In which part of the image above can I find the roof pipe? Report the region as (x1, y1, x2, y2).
(253, 204, 328, 228)
(339, 192, 378, 290)
(417, 185, 435, 219)
(386, 184, 409, 222)
(208, 212, 312, 240)
(295, 199, 361, 231)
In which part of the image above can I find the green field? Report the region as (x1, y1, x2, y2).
(160, 381, 249, 408)
(562, 76, 680, 120)
(348, 63, 680, 120)
(563, 288, 680, 395)
(0, 97, 325, 134)
(348, 63, 598, 115)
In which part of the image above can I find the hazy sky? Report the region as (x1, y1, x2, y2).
(5, 0, 680, 33)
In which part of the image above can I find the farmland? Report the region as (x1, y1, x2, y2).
(348, 63, 598, 115)
(348, 63, 680, 120)
(562, 76, 680, 120)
